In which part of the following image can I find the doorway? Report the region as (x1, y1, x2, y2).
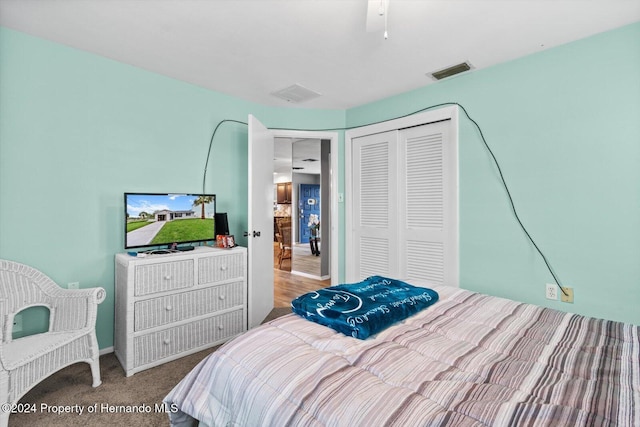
(248, 116, 338, 324)
(273, 137, 330, 280)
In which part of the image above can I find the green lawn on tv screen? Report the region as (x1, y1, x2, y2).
(126, 220, 153, 233)
(150, 218, 215, 245)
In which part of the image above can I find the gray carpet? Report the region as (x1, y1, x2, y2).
(9, 307, 292, 426)
(260, 306, 292, 323)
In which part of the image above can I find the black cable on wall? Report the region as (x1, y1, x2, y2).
(201, 102, 568, 296)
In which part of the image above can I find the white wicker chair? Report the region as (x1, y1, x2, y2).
(0, 260, 106, 427)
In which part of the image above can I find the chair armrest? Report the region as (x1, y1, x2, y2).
(62, 287, 107, 305)
(49, 287, 106, 332)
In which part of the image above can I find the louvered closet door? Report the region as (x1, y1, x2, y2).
(398, 121, 454, 287)
(351, 130, 398, 280)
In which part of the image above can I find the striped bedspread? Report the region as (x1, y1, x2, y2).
(165, 285, 640, 426)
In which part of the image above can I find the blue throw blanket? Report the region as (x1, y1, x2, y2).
(291, 276, 439, 339)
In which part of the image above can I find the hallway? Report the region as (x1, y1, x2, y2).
(273, 245, 330, 307)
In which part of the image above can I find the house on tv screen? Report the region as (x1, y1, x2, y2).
(154, 210, 196, 222)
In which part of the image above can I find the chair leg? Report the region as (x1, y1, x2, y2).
(90, 358, 102, 387)
(0, 371, 9, 427)
(89, 334, 102, 387)
(0, 409, 8, 427)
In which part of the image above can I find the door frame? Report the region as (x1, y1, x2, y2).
(271, 129, 339, 285)
(344, 106, 459, 284)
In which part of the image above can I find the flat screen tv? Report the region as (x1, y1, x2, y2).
(125, 193, 216, 250)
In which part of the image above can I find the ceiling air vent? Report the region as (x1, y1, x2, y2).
(271, 84, 322, 104)
(429, 62, 473, 81)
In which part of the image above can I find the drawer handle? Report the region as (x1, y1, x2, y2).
(218, 325, 224, 330)
(218, 295, 225, 300)
(165, 305, 173, 311)
(220, 266, 227, 271)
(163, 338, 171, 345)
(164, 275, 171, 280)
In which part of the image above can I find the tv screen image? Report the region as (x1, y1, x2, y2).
(125, 193, 216, 249)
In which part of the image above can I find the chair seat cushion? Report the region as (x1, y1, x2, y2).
(1, 331, 86, 370)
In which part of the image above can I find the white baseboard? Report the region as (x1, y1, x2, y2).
(99, 346, 114, 356)
(291, 270, 330, 281)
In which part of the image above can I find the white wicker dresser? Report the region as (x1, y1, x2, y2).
(114, 246, 247, 376)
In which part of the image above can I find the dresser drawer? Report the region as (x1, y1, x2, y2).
(198, 253, 245, 284)
(134, 259, 194, 296)
(133, 309, 244, 367)
(134, 281, 245, 331)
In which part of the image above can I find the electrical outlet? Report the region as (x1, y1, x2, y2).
(68, 282, 80, 290)
(545, 283, 558, 300)
(13, 314, 23, 333)
(560, 287, 574, 303)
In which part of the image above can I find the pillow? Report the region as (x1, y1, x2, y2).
(291, 275, 439, 339)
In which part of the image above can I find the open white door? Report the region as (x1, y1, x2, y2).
(247, 115, 274, 328)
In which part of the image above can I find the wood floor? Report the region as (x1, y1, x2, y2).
(273, 243, 330, 307)
(274, 242, 322, 277)
(291, 243, 322, 276)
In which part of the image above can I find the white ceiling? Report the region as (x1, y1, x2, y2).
(1, 0, 638, 110)
(274, 138, 322, 175)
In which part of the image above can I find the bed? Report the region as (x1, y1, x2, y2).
(164, 282, 640, 426)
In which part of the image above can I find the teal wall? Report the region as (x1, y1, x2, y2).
(347, 22, 640, 325)
(0, 27, 344, 348)
(1, 23, 638, 349)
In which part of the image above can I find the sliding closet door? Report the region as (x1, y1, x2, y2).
(398, 121, 457, 287)
(351, 130, 398, 279)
